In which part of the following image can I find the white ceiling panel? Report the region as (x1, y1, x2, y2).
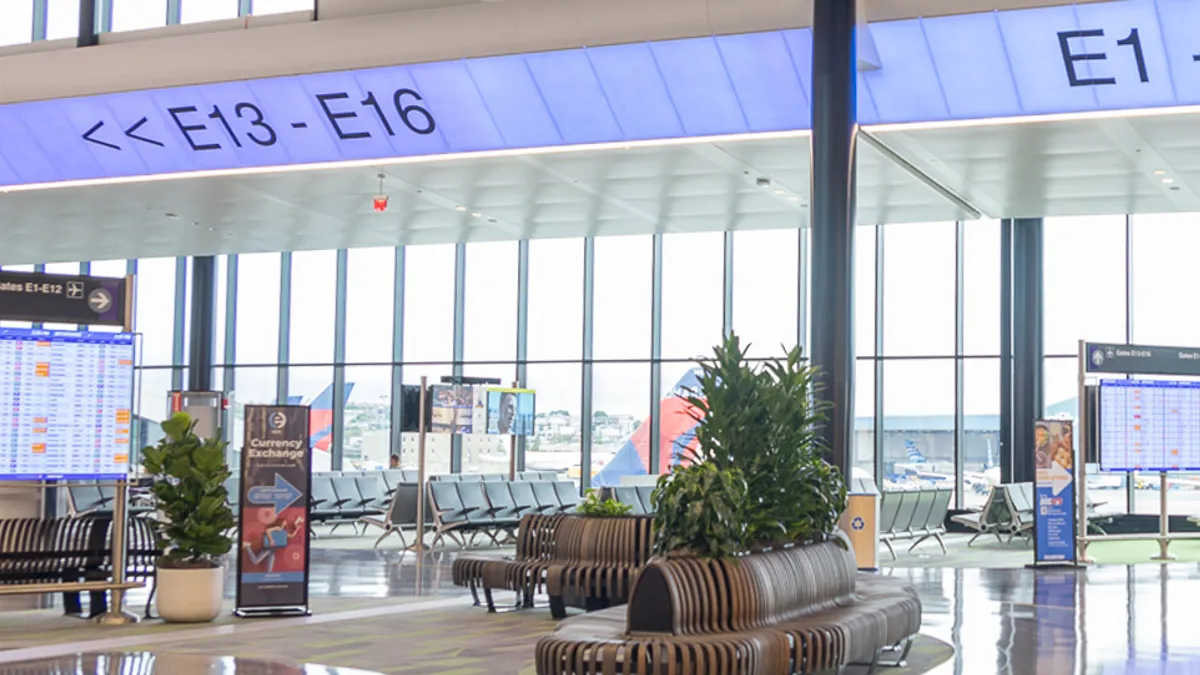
(5, 110, 1200, 265)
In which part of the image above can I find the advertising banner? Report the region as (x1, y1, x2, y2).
(1034, 419, 1077, 564)
(236, 405, 312, 617)
(486, 388, 536, 436)
(429, 384, 474, 433)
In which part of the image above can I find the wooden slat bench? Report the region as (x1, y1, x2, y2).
(452, 514, 656, 617)
(0, 516, 159, 618)
(535, 538, 922, 674)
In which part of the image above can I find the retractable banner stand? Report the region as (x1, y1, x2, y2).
(236, 405, 312, 618)
(1034, 419, 1077, 565)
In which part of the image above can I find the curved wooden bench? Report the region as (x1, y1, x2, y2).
(543, 514, 656, 618)
(452, 514, 655, 616)
(535, 539, 922, 674)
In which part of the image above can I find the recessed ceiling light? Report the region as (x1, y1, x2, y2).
(773, 189, 786, 195)
(471, 212, 482, 218)
(1154, 170, 1167, 176)
(1162, 178, 1175, 184)
(787, 196, 799, 202)
(455, 206, 467, 212)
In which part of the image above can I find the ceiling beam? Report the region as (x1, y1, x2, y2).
(859, 131, 984, 220)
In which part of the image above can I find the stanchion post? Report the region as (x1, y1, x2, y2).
(1076, 340, 1093, 563)
(508, 380, 518, 481)
(1152, 471, 1174, 561)
(94, 479, 137, 624)
(407, 377, 430, 553)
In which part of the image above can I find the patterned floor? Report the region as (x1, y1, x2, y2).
(0, 599, 954, 675)
(0, 596, 421, 651)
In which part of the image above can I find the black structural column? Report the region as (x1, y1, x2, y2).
(187, 256, 217, 392)
(999, 220, 1014, 484)
(810, 0, 858, 475)
(1007, 218, 1044, 484)
(77, 0, 99, 47)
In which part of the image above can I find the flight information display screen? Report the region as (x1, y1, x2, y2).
(1099, 379, 1200, 473)
(0, 329, 135, 480)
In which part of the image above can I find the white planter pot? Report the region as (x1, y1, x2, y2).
(156, 566, 224, 623)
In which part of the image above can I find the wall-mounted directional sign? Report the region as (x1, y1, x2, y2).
(0, 270, 130, 328)
(2, 0, 1200, 189)
(1085, 342, 1200, 378)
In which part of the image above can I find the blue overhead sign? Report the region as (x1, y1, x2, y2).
(0, 0, 1198, 188)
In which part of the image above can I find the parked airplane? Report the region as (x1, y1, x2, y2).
(891, 441, 1000, 494)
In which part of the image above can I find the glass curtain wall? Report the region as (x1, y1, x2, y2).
(0, 0, 315, 46)
(1043, 214, 1200, 516)
(102, 212, 1200, 507)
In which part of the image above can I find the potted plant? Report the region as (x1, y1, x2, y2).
(574, 490, 634, 518)
(141, 412, 235, 623)
(650, 332, 848, 557)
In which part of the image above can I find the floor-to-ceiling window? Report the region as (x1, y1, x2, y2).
(1043, 215, 1128, 515)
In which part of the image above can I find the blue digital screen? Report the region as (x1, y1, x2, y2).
(1, 0, 1198, 188)
(1099, 379, 1200, 473)
(0, 329, 136, 481)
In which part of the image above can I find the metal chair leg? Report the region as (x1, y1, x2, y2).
(882, 538, 896, 560)
(934, 532, 947, 554)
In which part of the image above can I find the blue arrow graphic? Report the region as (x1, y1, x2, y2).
(246, 474, 303, 512)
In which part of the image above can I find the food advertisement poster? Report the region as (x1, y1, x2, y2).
(1034, 419, 1076, 564)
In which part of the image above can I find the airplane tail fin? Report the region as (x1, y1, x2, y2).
(905, 440, 927, 463)
(306, 383, 356, 452)
(593, 368, 703, 485)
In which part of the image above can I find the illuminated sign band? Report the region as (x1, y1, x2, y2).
(0, 0, 1198, 188)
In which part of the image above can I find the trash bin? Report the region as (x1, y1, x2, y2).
(838, 490, 879, 570)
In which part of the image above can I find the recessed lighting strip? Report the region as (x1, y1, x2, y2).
(863, 103, 1200, 133)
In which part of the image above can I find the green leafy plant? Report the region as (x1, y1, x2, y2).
(651, 462, 747, 559)
(575, 489, 633, 517)
(141, 412, 235, 569)
(655, 332, 849, 556)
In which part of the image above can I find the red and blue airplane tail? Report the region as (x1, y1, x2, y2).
(288, 382, 355, 454)
(592, 369, 703, 487)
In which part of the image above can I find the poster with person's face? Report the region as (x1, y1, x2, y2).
(486, 388, 536, 436)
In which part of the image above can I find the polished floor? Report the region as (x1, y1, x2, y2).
(0, 653, 384, 674)
(5, 544, 1200, 674)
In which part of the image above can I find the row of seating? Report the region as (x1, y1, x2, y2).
(878, 485, 953, 559)
(431, 471, 561, 482)
(608, 485, 657, 514)
(0, 516, 160, 618)
(65, 483, 154, 520)
(313, 470, 560, 483)
(363, 479, 584, 548)
(952, 482, 1037, 546)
